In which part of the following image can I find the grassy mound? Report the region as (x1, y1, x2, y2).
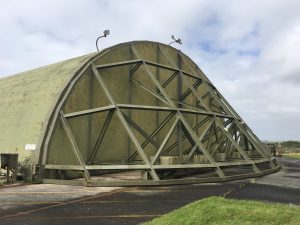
(145, 197, 300, 225)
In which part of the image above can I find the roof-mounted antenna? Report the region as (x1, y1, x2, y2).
(169, 35, 182, 46)
(96, 30, 110, 52)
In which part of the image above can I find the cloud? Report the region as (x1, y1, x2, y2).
(0, 0, 300, 141)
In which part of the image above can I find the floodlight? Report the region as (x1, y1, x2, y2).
(96, 29, 110, 51)
(169, 35, 182, 46)
(103, 30, 110, 37)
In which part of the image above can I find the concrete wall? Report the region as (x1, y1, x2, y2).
(0, 54, 95, 163)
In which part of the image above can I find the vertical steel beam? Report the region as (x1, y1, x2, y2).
(177, 121, 183, 157)
(87, 69, 93, 157)
(156, 43, 161, 146)
(177, 52, 183, 158)
(127, 44, 133, 163)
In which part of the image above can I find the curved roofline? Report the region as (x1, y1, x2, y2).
(36, 40, 213, 165)
(0, 53, 95, 81)
(0, 40, 204, 81)
(36, 41, 186, 158)
(36, 51, 101, 163)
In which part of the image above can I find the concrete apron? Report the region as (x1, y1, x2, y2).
(255, 157, 300, 189)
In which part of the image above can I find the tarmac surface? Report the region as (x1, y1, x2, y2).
(0, 157, 299, 225)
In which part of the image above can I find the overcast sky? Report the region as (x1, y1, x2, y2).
(1, 0, 300, 141)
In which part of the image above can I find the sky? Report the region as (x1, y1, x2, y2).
(0, 0, 300, 141)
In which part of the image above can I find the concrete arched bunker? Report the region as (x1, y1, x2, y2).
(0, 41, 280, 186)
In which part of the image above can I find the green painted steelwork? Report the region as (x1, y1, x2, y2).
(0, 41, 280, 186)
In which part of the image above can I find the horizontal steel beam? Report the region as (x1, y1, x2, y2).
(117, 104, 233, 118)
(42, 165, 281, 187)
(64, 105, 115, 118)
(44, 164, 84, 170)
(44, 159, 271, 171)
(96, 59, 142, 69)
(118, 104, 176, 111)
(62, 103, 235, 121)
(179, 108, 233, 119)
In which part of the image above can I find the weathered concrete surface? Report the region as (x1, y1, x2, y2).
(1, 181, 300, 225)
(0, 184, 121, 211)
(0, 54, 95, 162)
(0, 158, 299, 225)
(255, 157, 300, 189)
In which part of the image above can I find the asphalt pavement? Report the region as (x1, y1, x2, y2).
(0, 157, 299, 225)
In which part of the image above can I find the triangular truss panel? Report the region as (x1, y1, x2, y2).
(39, 41, 280, 186)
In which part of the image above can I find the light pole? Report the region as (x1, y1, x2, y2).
(96, 30, 110, 52)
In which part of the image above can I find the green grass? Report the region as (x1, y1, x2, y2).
(283, 154, 300, 159)
(144, 197, 300, 225)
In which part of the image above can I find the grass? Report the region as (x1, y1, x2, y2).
(144, 197, 300, 225)
(282, 153, 300, 159)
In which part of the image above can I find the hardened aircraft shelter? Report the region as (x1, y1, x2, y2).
(0, 41, 280, 186)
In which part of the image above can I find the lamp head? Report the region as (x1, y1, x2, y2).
(103, 30, 110, 37)
(169, 35, 183, 46)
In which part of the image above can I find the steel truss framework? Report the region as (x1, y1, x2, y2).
(38, 42, 280, 186)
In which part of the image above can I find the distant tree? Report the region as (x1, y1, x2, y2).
(281, 141, 300, 148)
